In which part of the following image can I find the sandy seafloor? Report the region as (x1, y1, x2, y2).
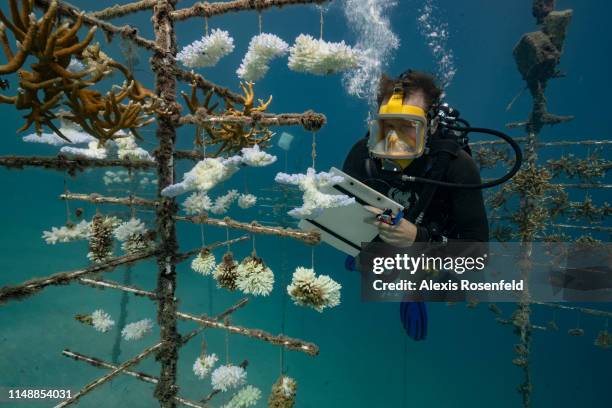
(0, 0, 611, 407)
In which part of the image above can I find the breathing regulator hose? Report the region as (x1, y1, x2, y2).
(401, 124, 523, 189)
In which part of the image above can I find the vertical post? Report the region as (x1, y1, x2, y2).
(151, 1, 180, 406)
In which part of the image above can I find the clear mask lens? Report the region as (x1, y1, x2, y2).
(367, 116, 427, 159)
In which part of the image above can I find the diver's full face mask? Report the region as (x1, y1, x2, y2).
(368, 89, 428, 159)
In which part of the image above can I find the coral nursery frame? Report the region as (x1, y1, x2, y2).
(0, 1, 329, 407)
(0, 1, 610, 408)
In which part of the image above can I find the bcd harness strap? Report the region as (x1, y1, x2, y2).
(403, 138, 461, 226)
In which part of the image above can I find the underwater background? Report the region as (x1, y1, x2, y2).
(0, 0, 610, 407)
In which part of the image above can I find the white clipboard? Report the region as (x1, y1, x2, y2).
(298, 167, 404, 257)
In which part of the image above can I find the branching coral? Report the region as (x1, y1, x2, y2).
(183, 191, 213, 214)
(235, 254, 275, 296)
(181, 82, 219, 146)
(63, 79, 156, 145)
(91, 309, 115, 333)
(161, 157, 241, 197)
(210, 190, 240, 214)
(240, 144, 277, 167)
(121, 318, 154, 340)
(237, 193, 257, 209)
(237, 33, 289, 82)
(191, 250, 217, 276)
(193, 353, 218, 379)
(268, 376, 297, 408)
(287, 267, 341, 312)
(222, 385, 261, 408)
(177, 29, 234, 68)
(61, 140, 109, 159)
(0, 1, 157, 144)
(205, 82, 274, 155)
(87, 214, 118, 263)
(114, 218, 155, 254)
(288, 34, 362, 75)
(213, 252, 240, 291)
(23, 119, 95, 146)
(211, 364, 247, 392)
(546, 150, 610, 181)
(475, 146, 512, 169)
(42, 219, 90, 244)
(274, 167, 355, 218)
(115, 133, 154, 161)
(505, 164, 554, 199)
(0, 0, 97, 137)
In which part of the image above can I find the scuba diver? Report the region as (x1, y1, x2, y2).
(342, 69, 522, 341)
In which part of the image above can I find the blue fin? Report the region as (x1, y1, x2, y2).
(345, 255, 356, 271)
(400, 301, 428, 341)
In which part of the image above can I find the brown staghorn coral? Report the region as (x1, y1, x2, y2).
(0, 0, 97, 137)
(0, 1, 157, 144)
(181, 82, 218, 147)
(268, 375, 297, 408)
(203, 81, 274, 155)
(213, 252, 239, 291)
(64, 80, 155, 145)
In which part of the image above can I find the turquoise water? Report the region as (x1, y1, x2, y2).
(1, 0, 611, 407)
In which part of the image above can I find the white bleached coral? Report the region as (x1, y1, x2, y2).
(274, 167, 355, 218)
(42, 220, 91, 244)
(183, 192, 213, 215)
(240, 144, 277, 167)
(113, 218, 147, 242)
(210, 190, 239, 215)
(193, 353, 218, 379)
(237, 194, 257, 209)
(223, 385, 261, 408)
(287, 267, 341, 312)
(60, 141, 108, 159)
(237, 33, 289, 82)
(114, 218, 154, 254)
(91, 309, 115, 333)
(211, 364, 247, 392)
(115, 134, 154, 161)
(177, 29, 235, 68)
(161, 157, 241, 197)
(191, 251, 216, 276)
(279, 376, 297, 398)
(236, 256, 274, 296)
(23, 120, 96, 146)
(288, 34, 362, 75)
(121, 318, 154, 340)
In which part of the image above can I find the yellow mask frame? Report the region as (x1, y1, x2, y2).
(368, 88, 429, 160)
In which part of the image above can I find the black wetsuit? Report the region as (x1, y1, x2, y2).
(342, 136, 489, 243)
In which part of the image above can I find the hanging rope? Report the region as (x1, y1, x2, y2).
(311, 246, 315, 270)
(225, 316, 231, 364)
(204, 16, 209, 36)
(226, 227, 230, 252)
(319, 6, 324, 40)
(201, 334, 207, 356)
(258, 11, 263, 34)
(311, 131, 317, 170)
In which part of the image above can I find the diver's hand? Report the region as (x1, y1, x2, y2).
(363, 205, 417, 248)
